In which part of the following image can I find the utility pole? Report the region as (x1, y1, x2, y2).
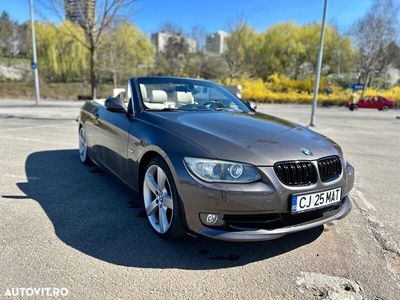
(29, 0, 40, 105)
(309, 0, 328, 127)
(337, 41, 341, 79)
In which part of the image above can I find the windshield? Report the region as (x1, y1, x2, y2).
(137, 77, 250, 113)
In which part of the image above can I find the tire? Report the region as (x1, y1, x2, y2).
(142, 157, 186, 239)
(78, 126, 92, 165)
(382, 105, 389, 111)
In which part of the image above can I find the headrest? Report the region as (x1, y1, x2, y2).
(151, 90, 168, 103)
(139, 84, 147, 101)
(176, 91, 194, 104)
(126, 84, 132, 100)
(113, 88, 125, 97)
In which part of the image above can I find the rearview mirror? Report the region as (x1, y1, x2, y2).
(105, 95, 126, 113)
(247, 101, 257, 111)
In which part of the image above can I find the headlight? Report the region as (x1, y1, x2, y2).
(345, 161, 354, 176)
(184, 157, 261, 183)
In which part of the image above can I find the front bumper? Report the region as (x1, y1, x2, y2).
(198, 196, 351, 241)
(168, 157, 354, 242)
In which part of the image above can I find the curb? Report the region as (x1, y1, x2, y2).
(0, 114, 78, 121)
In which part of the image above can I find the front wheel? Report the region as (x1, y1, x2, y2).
(382, 105, 389, 111)
(142, 157, 186, 239)
(78, 126, 91, 165)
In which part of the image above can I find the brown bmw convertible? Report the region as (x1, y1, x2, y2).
(78, 76, 354, 241)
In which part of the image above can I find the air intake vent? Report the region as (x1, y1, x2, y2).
(274, 161, 317, 186)
(318, 156, 342, 182)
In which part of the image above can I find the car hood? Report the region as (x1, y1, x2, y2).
(144, 111, 342, 166)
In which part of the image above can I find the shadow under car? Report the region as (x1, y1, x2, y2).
(14, 149, 323, 270)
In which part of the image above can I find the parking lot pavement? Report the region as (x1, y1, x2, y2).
(0, 99, 82, 120)
(0, 103, 399, 299)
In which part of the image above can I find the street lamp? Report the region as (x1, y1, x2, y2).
(29, 0, 40, 105)
(309, 0, 329, 127)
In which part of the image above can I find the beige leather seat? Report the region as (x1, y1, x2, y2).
(144, 90, 168, 109)
(176, 91, 194, 107)
(139, 84, 148, 101)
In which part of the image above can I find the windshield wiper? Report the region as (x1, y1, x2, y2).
(213, 107, 241, 112)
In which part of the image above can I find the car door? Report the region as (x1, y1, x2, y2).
(95, 98, 132, 183)
(358, 98, 366, 108)
(370, 97, 379, 109)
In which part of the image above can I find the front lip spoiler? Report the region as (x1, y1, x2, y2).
(198, 196, 352, 242)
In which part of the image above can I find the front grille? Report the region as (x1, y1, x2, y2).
(274, 161, 317, 186)
(318, 156, 342, 182)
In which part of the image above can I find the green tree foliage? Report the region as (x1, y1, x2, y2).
(256, 22, 304, 79)
(255, 22, 356, 80)
(224, 21, 259, 81)
(98, 22, 155, 86)
(35, 21, 89, 82)
(222, 21, 356, 81)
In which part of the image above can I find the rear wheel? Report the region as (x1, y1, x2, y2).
(78, 126, 91, 165)
(142, 157, 186, 239)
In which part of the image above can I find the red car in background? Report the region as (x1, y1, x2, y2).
(355, 96, 396, 111)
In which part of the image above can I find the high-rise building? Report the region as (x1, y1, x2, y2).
(151, 31, 197, 53)
(65, 0, 95, 27)
(205, 31, 230, 55)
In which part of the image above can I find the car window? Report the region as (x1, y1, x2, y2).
(137, 78, 250, 112)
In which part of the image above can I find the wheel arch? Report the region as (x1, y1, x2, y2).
(136, 148, 189, 232)
(136, 147, 179, 194)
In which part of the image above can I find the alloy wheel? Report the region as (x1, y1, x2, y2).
(79, 127, 87, 162)
(143, 165, 174, 234)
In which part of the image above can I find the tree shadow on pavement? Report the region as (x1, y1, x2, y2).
(17, 149, 322, 270)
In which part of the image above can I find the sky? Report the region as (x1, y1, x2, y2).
(1, 0, 374, 35)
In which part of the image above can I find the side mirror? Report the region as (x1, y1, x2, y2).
(247, 101, 257, 111)
(105, 95, 126, 113)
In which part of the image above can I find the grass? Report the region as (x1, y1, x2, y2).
(0, 57, 31, 67)
(0, 81, 114, 100)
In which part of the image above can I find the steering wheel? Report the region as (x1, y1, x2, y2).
(202, 100, 225, 110)
(177, 103, 199, 110)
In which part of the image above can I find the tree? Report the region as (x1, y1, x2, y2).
(256, 22, 304, 79)
(154, 35, 190, 76)
(35, 22, 88, 81)
(98, 22, 155, 87)
(224, 21, 259, 82)
(351, 0, 399, 94)
(0, 11, 23, 57)
(254, 22, 357, 80)
(200, 54, 228, 80)
(43, 0, 137, 98)
(386, 42, 400, 70)
(298, 24, 356, 78)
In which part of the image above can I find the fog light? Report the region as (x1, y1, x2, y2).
(206, 214, 218, 224)
(200, 213, 225, 226)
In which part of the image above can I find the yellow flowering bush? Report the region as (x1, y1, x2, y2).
(226, 75, 400, 105)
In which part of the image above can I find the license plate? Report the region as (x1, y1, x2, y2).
(291, 188, 342, 214)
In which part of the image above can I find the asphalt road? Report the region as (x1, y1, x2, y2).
(0, 101, 399, 299)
